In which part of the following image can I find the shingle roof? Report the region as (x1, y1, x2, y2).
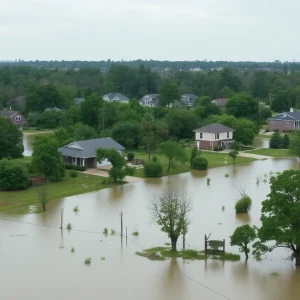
(0, 110, 17, 118)
(268, 111, 300, 121)
(58, 137, 125, 158)
(194, 123, 234, 133)
(104, 93, 129, 101)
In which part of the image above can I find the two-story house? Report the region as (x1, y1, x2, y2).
(181, 94, 198, 107)
(194, 123, 234, 150)
(103, 93, 129, 103)
(0, 110, 27, 129)
(139, 94, 160, 107)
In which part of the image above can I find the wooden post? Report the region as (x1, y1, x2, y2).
(60, 208, 64, 229)
(120, 211, 123, 237)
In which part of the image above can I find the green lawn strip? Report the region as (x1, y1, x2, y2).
(0, 172, 114, 214)
(136, 246, 240, 261)
(129, 150, 255, 178)
(23, 128, 53, 134)
(246, 148, 291, 157)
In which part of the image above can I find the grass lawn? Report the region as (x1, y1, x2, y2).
(246, 148, 291, 157)
(23, 128, 53, 134)
(130, 150, 256, 178)
(0, 172, 113, 214)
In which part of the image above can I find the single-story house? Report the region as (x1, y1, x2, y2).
(211, 98, 229, 110)
(181, 94, 198, 107)
(139, 94, 160, 107)
(268, 108, 300, 131)
(103, 93, 129, 103)
(194, 123, 234, 150)
(58, 137, 125, 168)
(0, 110, 27, 129)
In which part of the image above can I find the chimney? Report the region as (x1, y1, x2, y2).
(290, 107, 294, 112)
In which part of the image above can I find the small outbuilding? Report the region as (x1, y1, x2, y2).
(194, 123, 234, 150)
(58, 137, 125, 168)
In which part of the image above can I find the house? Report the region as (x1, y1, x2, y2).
(211, 98, 229, 110)
(268, 108, 300, 131)
(194, 123, 234, 150)
(139, 94, 160, 107)
(58, 137, 125, 168)
(73, 98, 85, 106)
(103, 93, 129, 103)
(0, 110, 27, 129)
(45, 107, 62, 112)
(181, 94, 198, 107)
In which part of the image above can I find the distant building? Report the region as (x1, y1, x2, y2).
(139, 94, 160, 107)
(45, 107, 62, 112)
(268, 108, 300, 131)
(103, 93, 129, 103)
(211, 98, 229, 110)
(73, 98, 85, 106)
(181, 94, 198, 107)
(0, 110, 27, 129)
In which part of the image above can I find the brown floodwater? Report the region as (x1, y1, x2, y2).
(252, 137, 270, 148)
(1, 156, 300, 300)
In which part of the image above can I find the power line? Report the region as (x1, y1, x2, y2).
(0, 216, 233, 300)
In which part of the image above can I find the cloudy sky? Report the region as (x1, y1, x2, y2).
(0, 0, 299, 61)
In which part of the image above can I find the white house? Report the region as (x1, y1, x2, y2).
(103, 93, 129, 103)
(194, 123, 234, 150)
(181, 94, 198, 107)
(139, 94, 160, 107)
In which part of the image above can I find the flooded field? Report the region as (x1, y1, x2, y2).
(1, 156, 300, 300)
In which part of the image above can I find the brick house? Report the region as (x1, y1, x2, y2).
(268, 108, 300, 131)
(0, 110, 27, 129)
(194, 123, 234, 150)
(58, 137, 125, 168)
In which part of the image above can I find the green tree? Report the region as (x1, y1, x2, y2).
(71, 123, 97, 140)
(36, 182, 48, 211)
(282, 134, 290, 149)
(150, 189, 191, 252)
(96, 148, 126, 183)
(159, 81, 180, 107)
(0, 117, 24, 159)
(112, 123, 142, 149)
(80, 93, 103, 127)
(219, 86, 235, 98)
(32, 136, 65, 180)
(54, 127, 70, 146)
(230, 225, 256, 260)
(253, 170, 300, 265)
(231, 141, 241, 151)
(271, 89, 291, 112)
(190, 147, 198, 167)
(269, 131, 283, 149)
(289, 131, 300, 157)
(159, 141, 188, 173)
(229, 150, 238, 164)
(192, 157, 208, 170)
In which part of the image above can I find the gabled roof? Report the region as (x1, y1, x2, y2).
(268, 111, 300, 121)
(58, 137, 125, 158)
(181, 94, 198, 99)
(0, 110, 18, 118)
(194, 123, 234, 133)
(104, 93, 129, 101)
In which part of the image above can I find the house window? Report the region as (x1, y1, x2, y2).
(227, 132, 229, 138)
(200, 133, 203, 139)
(15, 116, 21, 121)
(215, 133, 219, 139)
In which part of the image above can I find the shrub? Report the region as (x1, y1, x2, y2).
(73, 205, 79, 212)
(235, 196, 252, 213)
(84, 257, 91, 265)
(103, 227, 108, 235)
(66, 223, 72, 230)
(65, 164, 86, 171)
(269, 131, 282, 149)
(70, 170, 78, 177)
(192, 157, 208, 170)
(213, 145, 223, 151)
(144, 162, 163, 177)
(0, 160, 30, 191)
(231, 141, 241, 151)
(125, 165, 135, 176)
(151, 155, 158, 163)
(127, 152, 135, 161)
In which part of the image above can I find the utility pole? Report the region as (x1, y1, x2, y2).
(60, 208, 64, 229)
(120, 211, 123, 237)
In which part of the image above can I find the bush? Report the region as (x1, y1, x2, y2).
(70, 170, 78, 177)
(192, 157, 208, 170)
(151, 155, 158, 163)
(127, 152, 135, 161)
(144, 162, 163, 177)
(213, 145, 224, 151)
(235, 196, 252, 213)
(269, 131, 282, 149)
(65, 164, 86, 171)
(125, 165, 135, 176)
(231, 141, 241, 151)
(0, 160, 30, 191)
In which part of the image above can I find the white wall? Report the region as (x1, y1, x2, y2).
(195, 131, 233, 141)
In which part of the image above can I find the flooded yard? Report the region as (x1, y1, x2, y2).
(1, 157, 300, 300)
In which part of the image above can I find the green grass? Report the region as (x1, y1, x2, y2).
(23, 128, 53, 134)
(0, 171, 115, 214)
(130, 150, 255, 178)
(246, 148, 291, 157)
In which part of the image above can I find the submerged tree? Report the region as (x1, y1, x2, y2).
(151, 189, 192, 252)
(36, 182, 48, 211)
(230, 225, 256, 260)
(229, 150, 238, 164)
(253, 170, 300, 265)
(289, 131, 300, 158)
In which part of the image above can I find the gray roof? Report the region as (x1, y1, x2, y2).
(73, 98, 85, 105)
(194, 123, 234, 133)
(268, 111, 300, 121)
(58, 137, 125, 158)
(104, 93, 129, 101)
(181, 94, 198, 99)
(0, 110, 17, 118)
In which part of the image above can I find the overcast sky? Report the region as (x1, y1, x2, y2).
(1, 0, 299, 61)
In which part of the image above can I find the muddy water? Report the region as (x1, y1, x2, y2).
(5, 138, 300, 299)
(23, 133, 35, 156)
(252, 137, 270, 148)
